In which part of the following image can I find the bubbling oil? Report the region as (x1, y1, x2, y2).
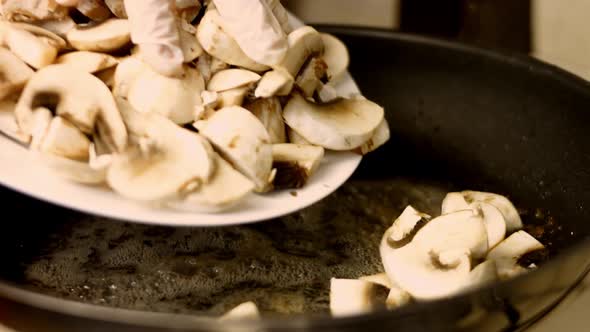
(7, 179, 450, 316)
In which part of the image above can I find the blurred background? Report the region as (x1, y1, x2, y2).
(284, 0, 590, 80)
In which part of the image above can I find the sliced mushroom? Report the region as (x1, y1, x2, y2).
(29, 107, 53, 150)
(0, 47, 34, 101)
(34, 17, 77, 38)
(329, 278, 386, 317)
(118, 58, 204, 124)
(216, 86, 249, 109)
(194, 90, 218, 120)
(359, 273, 393, 289)
(197, 106, 273, 192)
(95, 66, 116, 89)
(4, 22, 67, 48)
(283, 93, 385, 151)
(0, 98, 30, 145)
(279, 26, 324, 77)
(15, 64, 128, 152)
(89, 142, 112, 171)
(388, 205, 431, 244)
(67, 19, 131, 52)
(196, 9, 268, 72)
(464, 260, 499, 291)
(271, 144, 324, 190)
(386, 285, 412, 310)
(381, 210, 489, 300)
(5, 27, 58, 69)
(105, 0, 127, 18)
(76, 0, 112, 22)
(39, 116, 91, 161)
(462, 191, 523, 233)
(166, 153, 255, 213)
(295, 57, 327, 98)
(441, 192, 470, 215)
(487, 231, 544, 280)
(317, 83, 339, 103)
(287, 128, 312, 145)
(356, 118, 391, 155)
(35, 151, 107, 184)
(243, 97, 286, 144)
(471, 202, 507, 250)
(107, 99, 215, 202)
(56, 51, 118, 73)
(177, 20, 203, 62)
(1, 0, 68, 23)
(254, 69, 294, 98)
(207, 69, 261, 92)
(321, 33, 349, 83)
(218, 302, 260, 321)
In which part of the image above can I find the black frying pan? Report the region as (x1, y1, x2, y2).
(1, 27, 590, 332)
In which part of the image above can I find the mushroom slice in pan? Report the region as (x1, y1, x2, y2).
(471, 202, 507, 249)
(254, 69, 294, 98)
(295, 57, 327, 98)
(357, 273, 411, 309)
(67, 19, 131, 52)
(56, 51, 118, 73)
(359, 273, 393, 289)
(107, 99, 215, 202)
(218, 302, 260, 321)
(381, 210, 489, 300)
(0, 47, 34, 101)
(166, 153, 255, 213)
(207, 69, 261, 92)
(462, 191, 523, 233)
(388, 205, 431, 245)
(279, 26, 324, 77)
(243, 97, 286, 144)
(329, 278, 387, 317)
(15, 64, 128, 152)
(39, 116, 91, 161)
(196, 9, 269, 72)
(271, 144, 324, 190)
(197, 106, 273, 192)
(321, 33, 350, 84)
(487, 231, 545, 280)
(441, 192, 471, 215)
(463, 260, 499, 292)
(117, 57, 205, 124)
(283, 93, 384, 151)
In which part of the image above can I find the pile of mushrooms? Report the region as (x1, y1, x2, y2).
(0, 0, 389, 212)
(330, 191, 546, 317)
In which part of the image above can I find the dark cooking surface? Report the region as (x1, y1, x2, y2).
(0, 178, 564, 316)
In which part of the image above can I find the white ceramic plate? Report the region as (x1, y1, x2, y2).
(0, 13, 363, 227)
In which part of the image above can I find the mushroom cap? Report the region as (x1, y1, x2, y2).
(56, 51, 118, 73)
(471, 202, 507, 249)
(67, 19, 131, 52)
(218, 302, 260, 321)
(283, 93, 385, 151)
(330, 278, 386, 317)
(461, 191, 523, 232)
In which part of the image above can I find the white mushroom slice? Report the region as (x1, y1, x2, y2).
(198, 106, 273, 192)
(329, 278, 385, 317)
(196, 9, 269, 72)
(271, 144, 324, 189)
(40, 116, 91, 161)
(321, 33, 350, 83)
(5, 22, 67, 49)
(461, 191, 523, 233)
(76, 0, 112, 22)
(386, 287, 412, 310)
(107, 99, 215, 201)
(15, 64, 128, 152)
(105, 0, 127, 18)
(121, 58, 204, 124)
(381, 210, 489, 300)
(1, 0, 68, 23)
(0, 98, 30, 145)
(166, 154, 255, 213)
(388, 205, 431, 243)
(359, 273, 393, 289)
(295, 57, 327, 98)
(254, 69, 294, 98)
(56, 51, 118, 73)
(35, 17, 77, 38)
(279, 26, 324, 77)
(287, 128, 312, 145)
(243, 97, 286, 144)
(283, 94, 385, 151)
(441, 192, 470, 215)
(0, 48, 34, 101)
(178, 21, 203, 62)
(210, 57, 230, 77)
(217, 86, 249, 109)
(317, 83, 339, 103)
(29, 107, 53, 151)
(95, 66, 116, 89)
(471, 202, 507, 249)
(89, 143, 112, 171)
(218, 302, 260, 321)
(5, 28, 57, 69)
(487, 231, 544, 280)
(194, 90, 218, 121)
(67, 19, 131, 52)
(464, 260, 498, 291)
(36, 151, 107, 184)
(355, 118, 391, 155)
(207, 69, 261, 92)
